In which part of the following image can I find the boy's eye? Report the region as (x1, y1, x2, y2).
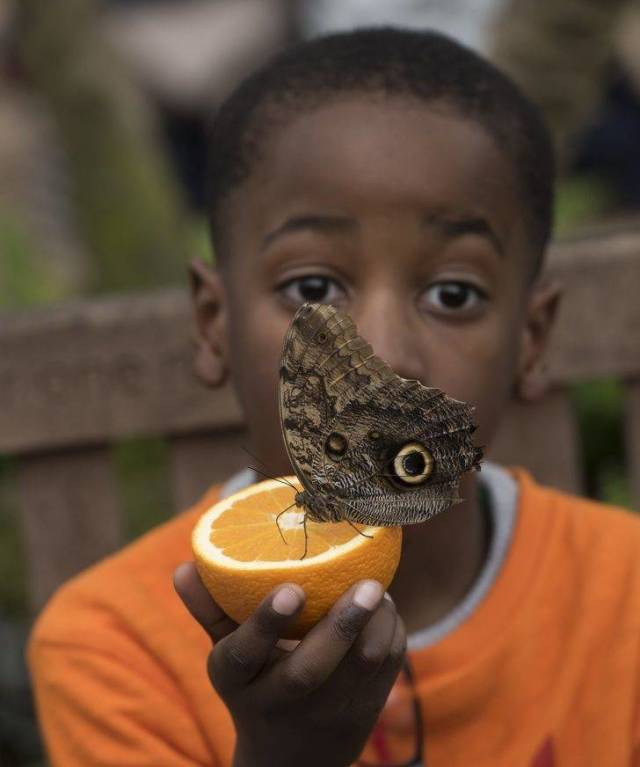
(278, 275, 346, 306)
(422, 281, 487, 315)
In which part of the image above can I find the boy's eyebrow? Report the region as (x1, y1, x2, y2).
(426, 215, 505, 257)
(261, 214, 357, 251)
(261, 213, 504, 255)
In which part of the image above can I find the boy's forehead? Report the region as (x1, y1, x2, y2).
(266, 99, 515, 205)
(225, 96, 526, 262)
(261, 96, 511, 181)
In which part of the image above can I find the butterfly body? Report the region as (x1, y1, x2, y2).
(279, 303, 482, 526)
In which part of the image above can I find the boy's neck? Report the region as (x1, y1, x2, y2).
(387, 474, 490, 635)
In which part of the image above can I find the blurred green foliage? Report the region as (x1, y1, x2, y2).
(114, 438, 174, 542)
(572, 379, 632, 509)
(19, 0, 192, 295)
(0, 213, 68, 309)
(554, 174, 618, 236)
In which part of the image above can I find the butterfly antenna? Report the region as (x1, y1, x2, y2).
(240, 445, 297, 491)
(248, 465, 296, 490)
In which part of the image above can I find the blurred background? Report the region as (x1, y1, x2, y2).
(1, 0, 639, 763)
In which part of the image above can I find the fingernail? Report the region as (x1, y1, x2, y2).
(353, 581, 383, 610)
(272, 587, 302, 615)
(276, 638, 301, 651)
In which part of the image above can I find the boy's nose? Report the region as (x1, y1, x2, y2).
(353, 300, 426, 384)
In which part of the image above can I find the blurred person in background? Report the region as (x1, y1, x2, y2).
(102, 0, 295, 211)
(492, 0, 640, 215)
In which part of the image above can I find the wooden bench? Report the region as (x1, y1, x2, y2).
(1, 224, 640, 615)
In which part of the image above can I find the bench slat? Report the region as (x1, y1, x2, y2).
(546, 237, 640, 383)
(17, 447, 124, 612)
(488, 390, 581, 494)
(0, 292, 243, 455)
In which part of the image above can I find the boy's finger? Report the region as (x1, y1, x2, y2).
(173, 562, 238, 643)
(330, 594, 398, 693)
(270, 580, 384, 700)
(370, 612, 408, 701)
(211, 583, 305, 695)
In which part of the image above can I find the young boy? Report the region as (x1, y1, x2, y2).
(28, 28, 640, 767)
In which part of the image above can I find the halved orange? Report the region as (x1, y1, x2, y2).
(192, 477, 402, 638)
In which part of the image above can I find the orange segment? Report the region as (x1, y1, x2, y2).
(211, 486, 365, 561)
(192, 477, 402, 638)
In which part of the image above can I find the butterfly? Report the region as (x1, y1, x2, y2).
(278, 302, 482, 526)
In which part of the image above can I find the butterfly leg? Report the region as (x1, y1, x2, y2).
(346, 519, 374, 539)
(301, 512, 310, 561)
(275, 502, 297, 545)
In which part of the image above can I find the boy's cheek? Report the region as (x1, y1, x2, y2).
(468, 343, 522, 448)
(227, 294, 288, 370)
(428, 332, 519, 447)
(226, 308, 290, 437)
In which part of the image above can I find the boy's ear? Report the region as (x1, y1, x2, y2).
(189, 258, 229, 388)
(516, 278, 563, 402)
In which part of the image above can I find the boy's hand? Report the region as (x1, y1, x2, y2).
(174, 563, 406, 767)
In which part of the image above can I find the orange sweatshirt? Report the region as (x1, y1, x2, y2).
(28, 470, 640, 766)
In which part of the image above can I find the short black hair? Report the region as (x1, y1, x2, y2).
(206, 27, 555, 273)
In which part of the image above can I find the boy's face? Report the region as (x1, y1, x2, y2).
(193, 97, 558, 475)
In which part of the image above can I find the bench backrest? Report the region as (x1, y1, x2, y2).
(2, 225, 640, 613)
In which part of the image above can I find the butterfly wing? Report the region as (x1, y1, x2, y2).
(278, 303, 482, 524)
(315, 389, 479, 525)
(278, 303, 347, 495)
